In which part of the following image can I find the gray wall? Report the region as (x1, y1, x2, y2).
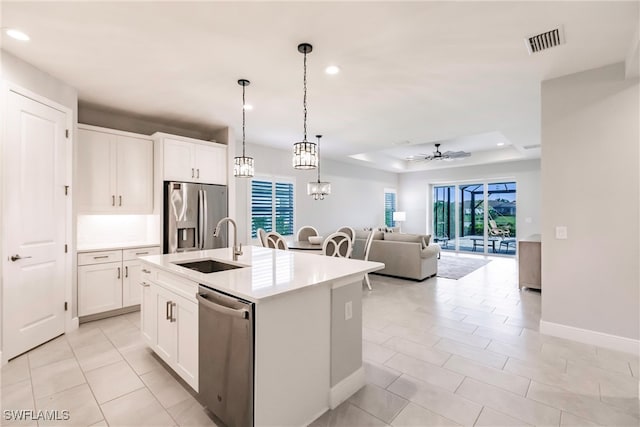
(398, 159, 541, 239)
(235, 143, 399, 243)
(541, 62, 639, 340)
(0, 50, 79, 347)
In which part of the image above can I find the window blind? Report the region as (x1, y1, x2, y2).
(251, 180, 273, 238)
(385, 191, 397, 227)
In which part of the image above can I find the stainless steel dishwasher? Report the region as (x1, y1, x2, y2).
(197, 285, 254, 427)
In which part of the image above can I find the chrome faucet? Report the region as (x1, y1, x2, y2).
(213, 217, 242, 261)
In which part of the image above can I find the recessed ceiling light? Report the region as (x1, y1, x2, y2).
(497, 142, 505, 146)
(243, 104, 253, 111)
(5, 29, 30, 41)
(325, 65, 340, 75)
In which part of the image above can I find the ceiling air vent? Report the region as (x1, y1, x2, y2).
(523, 144, 541, 150)
(526, 26, 565, 54)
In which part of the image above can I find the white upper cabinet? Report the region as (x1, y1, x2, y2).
(156, 133, 227, 185)
(78, 125, 153, 214)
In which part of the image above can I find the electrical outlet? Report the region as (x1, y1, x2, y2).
(555, 226, 568, 239)
(345, 301, 353, 321)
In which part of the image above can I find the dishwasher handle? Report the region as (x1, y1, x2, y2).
(197, 293, 249, 319)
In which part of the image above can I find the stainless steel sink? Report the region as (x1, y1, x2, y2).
(174, 259, 244, 274)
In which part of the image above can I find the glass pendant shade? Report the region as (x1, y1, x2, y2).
(307, 181, 331, 200)
(292, 141, 317, 169)
(233, 156, 254, 177)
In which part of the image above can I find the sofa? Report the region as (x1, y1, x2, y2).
(352, 230, 440, 281)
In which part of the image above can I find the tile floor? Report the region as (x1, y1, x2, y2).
(1, 312, 216, 427)
(1, 253, 638, 426)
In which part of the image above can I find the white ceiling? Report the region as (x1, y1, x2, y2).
(1, 1, 637, 172)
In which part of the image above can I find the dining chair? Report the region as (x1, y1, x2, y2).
(322, 232, 352, 258)
(296, 226, 319, 242)
(336, 226, 356, 244)
(265, 231, 288, 250)
(256, 228, 267, 247)
(362, 230, 375, 290)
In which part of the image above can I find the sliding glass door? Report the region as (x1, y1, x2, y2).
(432, 181, 517, 255)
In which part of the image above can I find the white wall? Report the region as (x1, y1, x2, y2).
(235, 143, 398, 244)
(0, 50, 79, 352)
(541, 62, 639, 344)
(398, 159, 541, 239)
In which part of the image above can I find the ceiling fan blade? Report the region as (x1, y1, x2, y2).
(442, 150, 471, 159)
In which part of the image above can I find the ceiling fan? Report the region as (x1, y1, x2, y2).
(407, 143, 471, 161)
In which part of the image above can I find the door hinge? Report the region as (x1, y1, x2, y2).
(65, 129, 69, 138)
(64, 244, 68, 253)
(64, 185, 69, 195)
(64, 301, 68, 311)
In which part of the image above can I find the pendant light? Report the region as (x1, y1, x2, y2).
(307, 134, 331, 200)
(292, 43, 317, 169)
(233, 79, 254, 178)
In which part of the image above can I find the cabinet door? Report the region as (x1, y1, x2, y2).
(163, 139, 194, 182)
(195, 144, 227, 185)
(77, 129, 117, 213)
(116, 136, 153, 213)
(154, 286, 177, 365)
(122, 259, 142, 307)
(140, 281, 157, 345)
(78, 262, 123, 316)
(174, 296, 199, 391)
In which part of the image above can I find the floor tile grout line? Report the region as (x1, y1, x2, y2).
(66, 335, 110, 426)
(471, 406, 485, 426)
(25, 348, 40, 427)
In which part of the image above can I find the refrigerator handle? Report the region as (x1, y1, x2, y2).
(198, 189, 204, 250)
(202, 189, 209, 249)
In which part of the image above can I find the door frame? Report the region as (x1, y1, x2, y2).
(1, 82, 76, 364)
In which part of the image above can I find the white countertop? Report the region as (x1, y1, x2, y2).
(139, 246, 384, 302)
(77, 242, 161, 253)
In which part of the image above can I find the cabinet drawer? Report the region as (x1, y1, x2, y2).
(78, 250, 122, 266)
(123, 246, 161, 261)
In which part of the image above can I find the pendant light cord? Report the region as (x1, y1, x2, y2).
(242, 83, 246, 157)
(303, 51, 308, 142)
(316, 135, 321, 183)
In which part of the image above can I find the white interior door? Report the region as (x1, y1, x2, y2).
(3, 90, 68, 360)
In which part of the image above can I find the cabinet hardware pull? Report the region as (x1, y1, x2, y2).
(142, 268, 151, 274)
(196, 168, 200, 178)
(112, 195, 115, 206)
(166, 301, 171, 320)
(136, 252, 149, 255)
(93, 255, 109, 259)
(191, 168, 195, 178)
(171, 302, 177, 322)
(119, 195, 122, 206)
(125, 266, 128, 278)
(117, 267, 121, 279)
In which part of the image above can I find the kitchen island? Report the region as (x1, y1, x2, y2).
(139, 246, 383, 427)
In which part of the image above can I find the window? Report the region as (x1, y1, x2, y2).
(384, 189, 397, 227)
(251, 178, 295, 238)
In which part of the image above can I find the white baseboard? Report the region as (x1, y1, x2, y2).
(329, 366, 365, 409)
(540, 320, 640, 355)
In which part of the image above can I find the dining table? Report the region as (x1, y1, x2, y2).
(286, 239, 324, 252)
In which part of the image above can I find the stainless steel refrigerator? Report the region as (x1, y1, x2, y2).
(164, 182, 228, 253)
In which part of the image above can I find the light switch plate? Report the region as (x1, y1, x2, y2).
(555, 226, 568, 239)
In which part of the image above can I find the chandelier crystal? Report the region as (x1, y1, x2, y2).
(292, 43, 318, 169)
(307, 135, 331, 200)
(234, 79, 254, 178)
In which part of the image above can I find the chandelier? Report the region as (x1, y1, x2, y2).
(292, 43, 317, 169)
(307, 135, 331, 200)
(233, 79, 254, 177)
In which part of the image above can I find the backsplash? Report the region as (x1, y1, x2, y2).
(77, 214, 160, 247)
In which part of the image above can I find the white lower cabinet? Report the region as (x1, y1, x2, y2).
(140, 266, 198, 391)
(78, 262, 123, 316)
(78, 246, 160, 317)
